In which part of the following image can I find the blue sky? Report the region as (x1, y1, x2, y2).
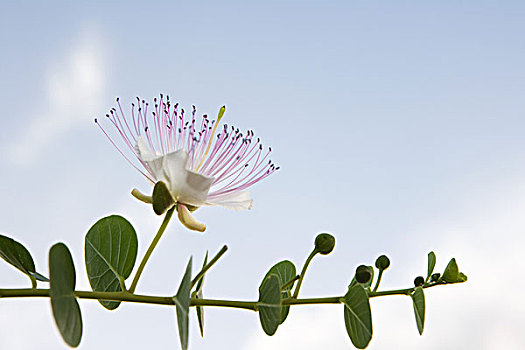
(1, 1, 524, 349)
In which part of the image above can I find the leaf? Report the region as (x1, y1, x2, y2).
(49, 243, 83, 347)
(457, 272, 468, 282)
(343, 284, 373, 349)
(262, 260, 296, 324)
(411, 286, 425, 335)
(195, 251, 208, 337)
(0, 234, 48, 283)
(85, 215, 138, 310)
(30, 271, 49, 282)
(152, 181, 175, 215)
(258, 274, 281, 336)
(427, 251, 436, 281)
(442, 258, 459, 283)
(173, 257, 192, 350)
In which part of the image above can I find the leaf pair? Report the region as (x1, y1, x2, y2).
(258, 260, 297, 336)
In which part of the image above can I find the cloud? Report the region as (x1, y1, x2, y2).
(7, 25, 107, 165)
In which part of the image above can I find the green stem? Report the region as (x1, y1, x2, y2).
(0, 281, 451, 310)
(129, 207, 175, 293)
(372, 269, 384, 292)
(292, 250, 318, 298)
(281, 275, 300, 292)
(190, 245, 228, 289)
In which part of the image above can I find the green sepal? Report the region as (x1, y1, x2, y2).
(152, 181, 176, 215)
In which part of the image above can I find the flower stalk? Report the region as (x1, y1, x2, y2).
(129, 207, 175, 293)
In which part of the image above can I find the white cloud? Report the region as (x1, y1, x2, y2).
(8, 25, 107, 165)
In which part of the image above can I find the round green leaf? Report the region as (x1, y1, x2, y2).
(411, 286, 425, 335)
(85, 215, 138, 310)
(262, 260, 297, 324)
(49, 243, 83, 348)
(258, 274, 281, 336)
(343, 284, 373, 349)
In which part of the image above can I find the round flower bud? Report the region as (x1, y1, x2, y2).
(355, 265, 372, 284)
(375, 255, 391, 270)
(314, 233, 336, 255)
(414, 276, 425, 287)
(431, 273, 441, 282)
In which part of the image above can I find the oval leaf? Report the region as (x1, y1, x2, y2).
(49, 243, 83, 347)
(343, 284, 373, 349)
(0, 234, 47, 283)
(173, 257, 192, 350)
(411, 286, 425, 335)
(442, 258, 459, 283)
(152, 181, 175, 215)
(258, 274, 281, 336)
(427, 251, 436, 282)
(85, 215, 138, 310)
(262, 260, 297, 324)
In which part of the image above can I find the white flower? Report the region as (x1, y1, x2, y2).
(96, 95, 278, 231)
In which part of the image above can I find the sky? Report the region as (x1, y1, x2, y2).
(1, 1, 524, 349)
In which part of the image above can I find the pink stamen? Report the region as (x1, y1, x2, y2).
(96, 94, 278, 202)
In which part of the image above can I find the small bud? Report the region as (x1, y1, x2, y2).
(355, 265, 372, 284)
(414, 276, 425, 287)
(314, 233, 336, 255)
(431, 273, 441, 282)
(375, 255, 390, 270)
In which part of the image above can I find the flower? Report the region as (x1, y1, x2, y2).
(95, 95, 278, 231)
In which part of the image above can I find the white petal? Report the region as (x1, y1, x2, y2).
(135, 137, 214, 207)
(135, 136, 156, 160)
(135, 137, 163, 180)
(163, 150, 214, 206)
(205, 191, 253, 211)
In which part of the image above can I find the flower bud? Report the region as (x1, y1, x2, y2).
(355, 265, 372, 284)
(414, 276, 425, 287)
(314, 233, 335, 255)
(375, 255, 390, 270)
(431, 273, 441, 282)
